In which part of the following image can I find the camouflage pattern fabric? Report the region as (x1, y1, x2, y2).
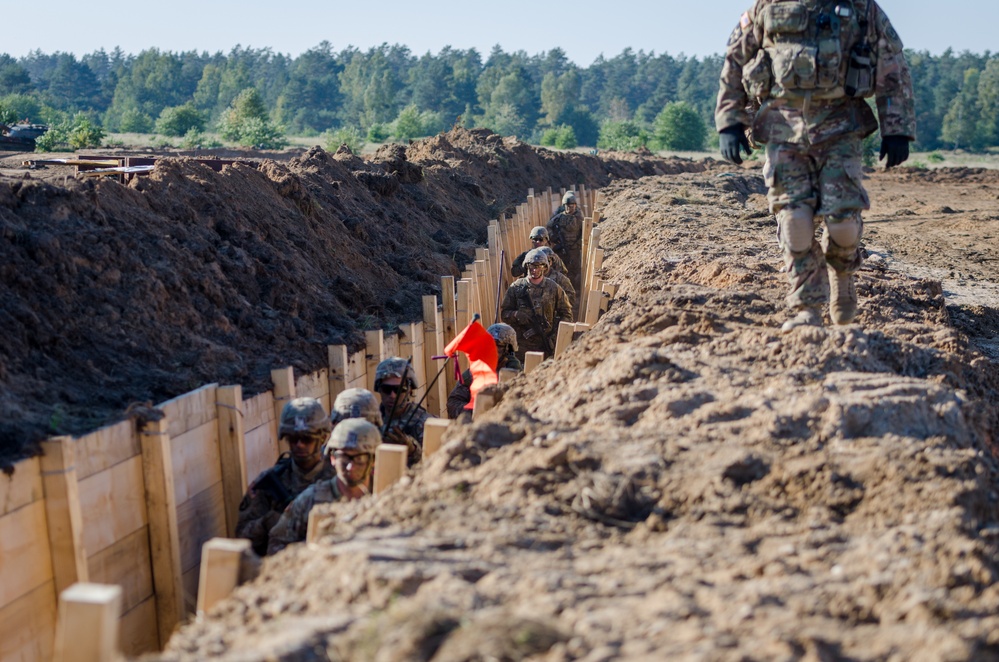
(546, 208, 584, 292)
(446, 350, 523, 419)
(500, 277, 573, 358)
(266, 477, 344, 555)
(381, 401, 429, 466)
(235, 455, 334, 556)
(549, 269, 576, 306)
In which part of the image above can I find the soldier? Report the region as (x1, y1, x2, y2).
(446, 323, 523, 419)
(330, 387, 383, 428)
(511, 226, 566, 277)
(500, 248, 572, 360)
(267, 418, 379, 554)
(538, 245, 577, 305)
(235, 397, 334, 556)
(375, 357, 429, 466)
(546, 191, 584, 294)
(715, 0, 915, 331)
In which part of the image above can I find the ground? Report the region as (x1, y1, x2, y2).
(2, 131, 998, 660)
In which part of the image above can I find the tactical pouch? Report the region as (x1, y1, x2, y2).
(742, 50, 773, 100)
(844, 43, 874, 97)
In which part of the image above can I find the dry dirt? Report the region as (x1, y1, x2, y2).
(3, 131, 999, 661)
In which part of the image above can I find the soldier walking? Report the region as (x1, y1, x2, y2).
(501, 248, 572, 360)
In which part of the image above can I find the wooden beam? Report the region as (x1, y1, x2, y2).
(328, 345, 348, 402)
(554, 321, 576, 359)
(422, 418, 449, 460)
(196, 538, 251, 616)
(584, 290, 602, 327)
(140, 417, 185, 644)
(441, 277, 458, 396)
(373, 445, 408, 495)
(365, 330, 385, 393)
(54, 583, 122, 662)
(40, 437, 88, 595)
(472, 392, 496, 419)
(216, 385, 247, 538)
(306, 508, 323, 545)
(422, 296, 446, 417)
(499, 368, 518, 384)
(270, 367, 295, 431)
(524, 351, 545, 374)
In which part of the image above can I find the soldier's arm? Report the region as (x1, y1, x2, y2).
(871, 2, 916, 140)
(714, 4, 763, 132)
(554, 282, 573, 324)
(511, 251, 526, 277)
(266, 493, 310, 555)
(500, 286, 522, 325)
(235, 479, 280, 556)
(446, 371, 472, 418)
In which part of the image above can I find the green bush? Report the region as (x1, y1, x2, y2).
(217, 88, 287, 149)
(118, 107, 153, 134)
(34, 114, 104, 152)
(366, 123, 390, 142)
(321, 125, 366, 154)
(180, 128, 222, 150)
(597, 120, 649, 151)
(541, 124, 577, 149)
(651, 101, 706, 151)
(154, 103, 205, 137)
(392, 105, 445, 142)
(0, 94, 41, 124)
(927, 151, 945, 163)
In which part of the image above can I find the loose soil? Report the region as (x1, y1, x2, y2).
(3, 131, 999, 661)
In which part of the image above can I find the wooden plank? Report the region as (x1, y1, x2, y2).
(584, 290, 602, 326)
(0, 456, 43, 516)
(307, 509, 322, 545)
(158, 383, 219, 439)
(86, 526, 153, 614)
(242, 390, 275, 433)
(119, 596, 159, 657)
(384, 333, 400, 360)
(139, 417, 184, 647)
(54, 583, 122, 662)
(271, 367, 296, 429)
(328, 345, 349, 403)
(75, 420, 138, 480)
(0, 579, 56, 661)
(181, 565, 200, 616)
(366, 330, 385, 393)
(77, 455, 147, 561)
(499, 368, 518, 384)
(41, 436, 89, 594)
(373, 445, 408, 495)
(245, 423, 279, 484)
(197, 538, 252, 615)
(422, 419, 449, 460)
(170, 419, 222, 504)
(296, 369, 330, 412)
(217, 385, 248, 538)
(441, 277, 458, 396)
(347, 348, 368, 390)
(524, 351, 545, 375)
(456, 280, 472, 338)
(176, 482, 228, 575)
(398, 323, 427, 405)
(474, 260, 489, 322)
(472, 393, 496, 419)
(0, 500, 53, 609)
(554, 321, 576, 359)
(423, 296, 445, 417)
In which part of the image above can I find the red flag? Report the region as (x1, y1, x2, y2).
(444, 317, 498, 411)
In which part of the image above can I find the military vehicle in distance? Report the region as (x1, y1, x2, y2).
(0, 123, 48, 150)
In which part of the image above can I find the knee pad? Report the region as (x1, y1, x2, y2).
(777, 206, 815, 254)
(824, 211, 862, 249)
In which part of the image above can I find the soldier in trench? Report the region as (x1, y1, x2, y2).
(501, 248, 572, 361)
(511, 226, 567, 278)
(446, 323, 523, 419)
(715, 0, 915, 332)
(235, 397, 335, 556)
(375, 357, 429, 467)
(267, 418, 379, 554)
(546, 191, 584, 295)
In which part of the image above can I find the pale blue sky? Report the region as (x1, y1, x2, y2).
(4, 0, 995, 63)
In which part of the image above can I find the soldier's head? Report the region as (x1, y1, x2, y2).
(529, 226, 550, 247)
(278, 397, 332, 469)
(487, 323, 518, 355)
(537, 246, 562, 274)
(327, 419, 381, 488)
(562, 191, 578, 213)
(374, 357, 417, 413)
(331, 388, 383, 428)
(523, 248, 550, 284)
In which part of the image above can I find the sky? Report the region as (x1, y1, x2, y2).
(4, 0, 996, 64)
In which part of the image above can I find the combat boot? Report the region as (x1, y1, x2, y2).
(781, 306, 822, 333)
(828, 268, 857, 325)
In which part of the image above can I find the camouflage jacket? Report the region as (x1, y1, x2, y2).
(512, 249, 567, 278)
(446, 350, 523, 418)
(235, 454, 334, 556)
(500, 277, 573, 356)
(266, 477, 345, 555)
(546, 209, 583, 263)
(549, 269, 576, 303)
(381, 401, 429, 466)
(715, 0, 915, 145)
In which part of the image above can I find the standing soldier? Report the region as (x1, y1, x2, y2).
(267, 418, 379, 554)
(235, 397, 334, 556)
(375, 357, 429, 467)
(501, 248, 572, 360)
(547, 191, 584, 295)
(538, 245, 577, 305)
(512, 226, 566, 278)
(715, 0, 915, 331)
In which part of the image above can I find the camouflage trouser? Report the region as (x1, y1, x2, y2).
(763, 137, 869, 310)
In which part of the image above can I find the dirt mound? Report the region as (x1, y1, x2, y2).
(157, 171, 999, 661)
(0, 128, 712, 468)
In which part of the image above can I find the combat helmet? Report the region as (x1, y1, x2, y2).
(529, 226, 549, 241)
(374, 357, 418, 393)
(537, 246, 561, 272)
(562, 191, 577, 205)
(327, 418, 382, 455)
(331, 388, 383, 428)
(278, 397, 333, 438)
(487, 323, 518, 353)
(523, 248, 550, 269)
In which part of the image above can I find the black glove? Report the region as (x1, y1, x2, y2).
(879, 135, 909, 169)
(719, 125, 752, 165)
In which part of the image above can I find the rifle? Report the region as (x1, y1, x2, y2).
(255, 470, 294, 511)
(381, 356, 413, 437)
(517, 286, 554, 356)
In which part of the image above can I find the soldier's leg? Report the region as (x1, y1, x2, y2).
(764, 143, 826, 331)
(816, 138, 869, 325)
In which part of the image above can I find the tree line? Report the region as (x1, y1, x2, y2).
(0, 44, 995, 152)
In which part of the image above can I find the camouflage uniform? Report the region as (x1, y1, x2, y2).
(446, 350, 523, 419)
(715, 0, 915, 320)
(546, 207, 584, 294)
(266, 478, 344, 555)
(501, 277, 572, 359)
(381, 401, 429, 466)
(235, 454, 334, 556)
